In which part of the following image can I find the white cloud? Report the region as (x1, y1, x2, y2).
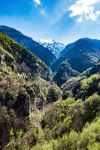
(69, 0, 100, 22)
(34, 0, 41, 5)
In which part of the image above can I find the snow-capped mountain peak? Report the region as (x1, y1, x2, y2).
(39, 39, 54, 44)
(39, 39, 65, 58)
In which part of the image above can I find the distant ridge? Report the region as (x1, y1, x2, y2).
(52, 38, 100, 72)
(0, 25, 56, 67)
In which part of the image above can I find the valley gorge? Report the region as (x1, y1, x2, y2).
(0, 26, 100, 150)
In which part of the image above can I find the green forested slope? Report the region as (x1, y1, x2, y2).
(0, 33, 51, 80)
(0, 33, 100, 150)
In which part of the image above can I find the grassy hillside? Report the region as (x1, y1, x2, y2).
(0, 33, 51, 80)
(31, 74, 100, 150)
(0, 61, 62, 150)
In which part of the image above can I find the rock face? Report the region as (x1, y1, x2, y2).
(0, 26, 56, 67)
(52, 38, 100, 72)
(39, 39, 65, 58)
(54, 60, 79, 86)
(13, 93, 30, 116)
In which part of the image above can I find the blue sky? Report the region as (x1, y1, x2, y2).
(0, 0, 100, 44)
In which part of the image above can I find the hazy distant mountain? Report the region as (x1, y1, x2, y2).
(39, 39, 65, 58)
(52, 38, 100, 72)
(0, 26, 56, 67)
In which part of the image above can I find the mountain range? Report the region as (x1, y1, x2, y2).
(0, 25, 100, 150)
(0, 25, 100, 86)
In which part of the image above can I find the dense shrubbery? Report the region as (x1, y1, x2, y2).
(80, 74, 100, 97)
(31, 93, 100, 150)
(62, 74, 100, 100)
(0, 62, 62, 149)
(41, 93, 100, 139)
(0, 33, 100, 150)
(32, 117, 100, 150)
(0, 63, 61, 108)
(0, 70, 99, 150)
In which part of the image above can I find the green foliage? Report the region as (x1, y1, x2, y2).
(32, 117, 100, 150)
(79, 117, 100, 150)
(79, 74, 100, 98)
(0, 32, 100, 150)
(47, 84, 62, 102)
(81, 74, 100, 91)
(41, 92, 100, 139)
(0, 55, 61, 149)
(0, 71, 100, 150)
(0, 106, 16, 149)
(0, 33, 50, 80)
(0, 46, 14, 59)
(84, 93, 100, 122)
